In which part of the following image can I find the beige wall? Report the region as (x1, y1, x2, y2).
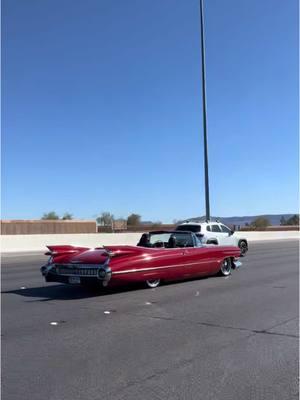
(1, 220, 97, 235)
(1, 231, 299, 253)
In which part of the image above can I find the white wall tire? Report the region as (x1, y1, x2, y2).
(145, 279, 161, 288)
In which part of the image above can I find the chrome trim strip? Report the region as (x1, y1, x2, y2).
(112, 261, 208, 275)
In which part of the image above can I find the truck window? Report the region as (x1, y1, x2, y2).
(211, 225, 221, 232)
(176, 224, 201, 233)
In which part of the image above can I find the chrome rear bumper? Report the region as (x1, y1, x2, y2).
(40, 262, 112, 286)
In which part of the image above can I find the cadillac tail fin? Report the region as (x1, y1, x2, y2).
(45, 245, 90, 256)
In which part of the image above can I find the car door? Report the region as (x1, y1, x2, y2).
(159, 233, 205, 280)
(219, 224, 235, 245)
(171, 233, 200, 279)
(144, 247, 190, 282)
(181, 234, 219, 277)
(167, 247, 195, 280)
(209, 224, 226, 243)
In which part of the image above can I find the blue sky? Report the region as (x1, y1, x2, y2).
(2, 0, 299, 222)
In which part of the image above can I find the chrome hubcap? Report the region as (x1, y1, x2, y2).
(221, 259, 231, 275)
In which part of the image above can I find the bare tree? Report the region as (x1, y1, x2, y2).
(96, 212, 114, 226)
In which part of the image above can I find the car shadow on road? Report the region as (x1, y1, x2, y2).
(1, 282, 148, 302)
(2, 273, 226, 302)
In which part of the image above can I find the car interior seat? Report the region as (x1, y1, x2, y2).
(137, 233, 150, 247)
(167, 236, 176, 248)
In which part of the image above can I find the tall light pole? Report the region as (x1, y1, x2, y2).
(199, 0, 210, 221)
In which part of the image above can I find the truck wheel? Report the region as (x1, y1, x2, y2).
(238, 240, 248, 257)
(206, 239, 218, 245)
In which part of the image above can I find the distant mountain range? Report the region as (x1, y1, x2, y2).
(182, 214, 297, 226)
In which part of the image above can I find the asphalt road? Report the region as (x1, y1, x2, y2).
(2, 240, 299, 400)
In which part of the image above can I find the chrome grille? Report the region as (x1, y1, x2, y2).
(56, 264, 99, 277)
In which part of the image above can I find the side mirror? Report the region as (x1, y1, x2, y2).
(230, 230, 235, 236)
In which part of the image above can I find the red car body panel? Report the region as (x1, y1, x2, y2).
(106, 245, 240, 286)
(42, 241, 241, 288)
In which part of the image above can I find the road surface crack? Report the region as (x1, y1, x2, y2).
(124, 312, 299, 339)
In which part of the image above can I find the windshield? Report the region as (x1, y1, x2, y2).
(149, 233, 171, 245)
(139, 232, 195, 248)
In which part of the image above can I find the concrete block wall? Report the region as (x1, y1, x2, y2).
(1, 231, 299, 253)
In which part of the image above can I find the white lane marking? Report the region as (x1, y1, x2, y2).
(145, 302, 152, 305)
(195, 291, 200, 296)
(104, 311, 111, 315)
(20, 286, 26, 290)
(50, 322, 59, 326)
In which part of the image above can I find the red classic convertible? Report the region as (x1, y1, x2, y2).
(41, 231, 242, 289)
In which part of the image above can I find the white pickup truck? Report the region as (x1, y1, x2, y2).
(176, 221, 248, 256)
